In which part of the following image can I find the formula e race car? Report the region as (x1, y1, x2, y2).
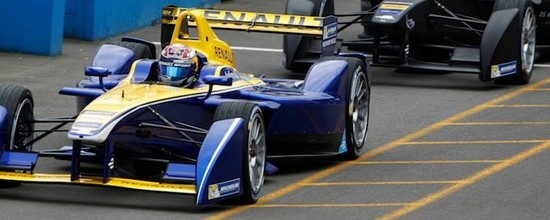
(0, 8, 370, 205)
(284, 0, 550, 85)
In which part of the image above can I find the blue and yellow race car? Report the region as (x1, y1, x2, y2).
(0, 8, 371, 205)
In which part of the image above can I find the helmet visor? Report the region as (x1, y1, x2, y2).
(160, 64, 194, 81)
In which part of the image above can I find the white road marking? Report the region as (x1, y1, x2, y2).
(230, 46, 282, 53)
(535, 64, 550, 68)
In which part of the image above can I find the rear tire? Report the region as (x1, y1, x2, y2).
(214, 102, 266, 204)
(108, 41, 154, 74)
(494, 0, 536, 85)
(0, 84, 34, 188)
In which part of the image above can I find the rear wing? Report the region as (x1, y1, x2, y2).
(160, 6, 338, 55)
(162, 6, 337, 35)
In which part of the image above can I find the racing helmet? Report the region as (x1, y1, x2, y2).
(158, 44, 198, 87)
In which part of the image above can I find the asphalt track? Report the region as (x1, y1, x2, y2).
(1, 0, 550, 219)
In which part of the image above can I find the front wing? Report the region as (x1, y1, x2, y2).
(0, 118, 245, 205)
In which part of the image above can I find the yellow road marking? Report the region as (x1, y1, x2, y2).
(443, 122, 550, 125)
(377, 140, 550, 220)
(399, 140, 547, 145)
(352, 160, 501, 164)
(207, 76, 550, 220)
(301, 180, 463, 186)
(488, 104, 550, 108)
(256, 203, 408, 208)
(523, 88, 550, 91)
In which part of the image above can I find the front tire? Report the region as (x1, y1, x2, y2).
(312, 57, 370, 159)
(0, 84, 34, 152)
(0, 84, 35, 188)
(343, 58, 370, 159)
(494, 0, 536, 85)
(214, 102, 266, 204)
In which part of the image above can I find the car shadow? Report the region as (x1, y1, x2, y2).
(370, 67, 512, 91)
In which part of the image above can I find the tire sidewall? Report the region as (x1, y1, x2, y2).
(213, 102, 266, 203)
(245, 105, 265, 199)
(344, 59, 369, 159)
(0, 85, 34, 151)
(493, 0, 536, 84)
(9, 97, 33, 150)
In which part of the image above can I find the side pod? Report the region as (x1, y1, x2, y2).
(303, 59, 348, 99)
(195, 118, 244, 205)
(480, 9, 521, 81)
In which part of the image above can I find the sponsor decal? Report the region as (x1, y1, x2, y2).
(323, 22, 338, 40)
(208, 178, 240, 200)
(338, 130, 347, 153)
(213, 45, 234, 64)
(378, 3, 409, 16)
(202, 10, 323, 27)
(73, 122, 102, 129)
(539, 11, 550, 24)
(322, 38, 337, 48)
(108, 157, 115, 170)
(78, 111, 116, 124)
(491, 61, 517, 78)
(375, 15, 397, 21)
(81, 111, 116, 117)
(379, 9, 402, 15)
(380, 3, 410, 11)
(406, 17, 415, 30)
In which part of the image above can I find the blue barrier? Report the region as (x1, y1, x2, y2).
(0, 0, 66, 56)
(64, 0, 220, 41)
(0, 0, 218, 56)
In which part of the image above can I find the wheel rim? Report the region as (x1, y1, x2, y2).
(9, 98, 33, 151)
(522, 7, 536, 75)
(248, 110, 265, 193)
(350, 70, 369, 148)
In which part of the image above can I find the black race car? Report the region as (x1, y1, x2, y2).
(284, 0, 550, 84)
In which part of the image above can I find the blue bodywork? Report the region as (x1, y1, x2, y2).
(0, 38, 369, 205)
(196, 118, 244, 204)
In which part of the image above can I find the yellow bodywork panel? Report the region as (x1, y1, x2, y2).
(170, 9, 236, 67)
(161, 7, 327, 68)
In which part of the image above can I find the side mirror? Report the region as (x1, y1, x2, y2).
(84, 66, 111, 77)
(203, 75, 233, 86)
(202, 75, 233, 100)
(84, 66, 111, 91)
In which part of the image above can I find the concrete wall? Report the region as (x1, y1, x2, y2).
(0, 0, 219, 56)
(64, 0, 220, 41)
(0, 0, 66, 56)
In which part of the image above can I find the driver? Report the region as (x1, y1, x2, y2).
(158, 43, 200, 87)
